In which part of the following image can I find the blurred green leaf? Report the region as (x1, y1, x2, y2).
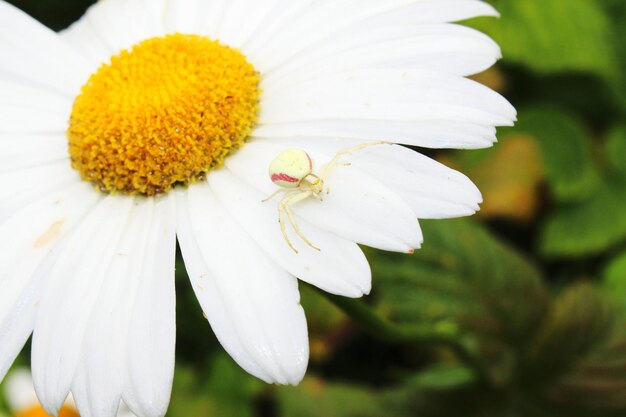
(606, 126, 626, 176)
(405, 364, 476, 390)
(445, 132, 544, 222)
(471, 0, 617, 78)
(204, 354, 264, 415)
(522, 284, 614, 385)
(277, 377, 407, 417)
(368, 219, 548, 382)
(519, 284, 626, 416)
(603, 251, 626, 310)
(174, 256, 222, 366)
(540, 178, 626, 258)
(0, 385, 8, 415)
(599, 0, 626, 113)
(299, 284, 349, 362)
(167, 354, 263, 417)
(510, 108, 599, 202)
(534, 116, 626, 258)
(276, 375, 500, 417)
(371, 219, 546, 337)
(446, 108, 599, 220)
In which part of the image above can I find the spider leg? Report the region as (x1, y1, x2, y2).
(318, 141, 392, 182)
(278, 196, 300, 254)
(262, 188, 288, 203)
(283, 191, 321, 252)
(286, 197, 321, 252)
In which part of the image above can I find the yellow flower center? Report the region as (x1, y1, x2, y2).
(68, 34, 260, 196)
(15, 405, 79, 417)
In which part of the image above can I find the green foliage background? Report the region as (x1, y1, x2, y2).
(2, 0, 626, 416)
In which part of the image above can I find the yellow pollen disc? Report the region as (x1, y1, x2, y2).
(15, 405, 80, 417)
(68, 34, 260, 196)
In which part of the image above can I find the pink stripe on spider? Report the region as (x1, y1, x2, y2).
(272, 173, 300, 183)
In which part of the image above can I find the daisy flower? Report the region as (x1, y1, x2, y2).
(2, 368, 135, 417)
(0, 0, 516, 416)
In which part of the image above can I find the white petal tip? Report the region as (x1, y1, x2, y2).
(506, 108, 519, 125)
(33, 385, 65, 417)
(360, 283, 372, 297)
(272, 376, 303, 387)
(42, 404, 61, 417)
(265, 362, 307, 386)
(484, 4, 501, 18)
(411, 242, 423, 251)
(336, 286, 369, 299)
(408, 239, 424, 251)
(288, 378, 304, 386)
(286, 371, 306, 386)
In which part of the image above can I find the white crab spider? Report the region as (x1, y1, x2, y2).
(263, 141, 391, 253)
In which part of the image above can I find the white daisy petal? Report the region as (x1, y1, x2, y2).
(297, 167, 423, 251)
(0, 278, 36, 384)
(0, 182, 99, 322)
(0, 134, 69, 172)
(176, 186, 308, 385)
(32, 196, 134, 415)
(0, 183, 99, 382)
(207, 170, 372, 296)
(252, 120, 498, 149)
(72, 198, 157, 417)
(241, 0, 317, 62)
(350, 0, 498, 26)
(215, 0, 316, 52)
(225, 142, 422, 252)
(59, 13, 114, 70)
(265, 138, 483, 218)
(248, 0, 497, 71)
(0, 1, 90, 97)
(263, 24, 501, 87)
(245, 0, 412, 67)
(0, 108, 67, 135)
(213, 0, 286, 49)
(60, 0, 167, 68)
(0, 163, 80, 224)
(261, 68, 516, 127)
(205, 0, 240, 42)
(395, 0, 498, 23)
(347, 144, 483, 219)
(123, 195, 176, 417)
(0, 80, 72, 113)
(175, 192, 271, 382)
(0, 75, 71, 136)
(162, 0, 216, 36)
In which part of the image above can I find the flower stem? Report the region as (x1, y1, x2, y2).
(315, 287, 489, 383)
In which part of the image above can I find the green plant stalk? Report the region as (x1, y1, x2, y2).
(315, 287, 489, 383)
